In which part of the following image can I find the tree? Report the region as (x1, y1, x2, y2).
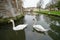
(46, 0, 57, 11)
(56, 1, 60, 10)
(37, 0, 44, 11)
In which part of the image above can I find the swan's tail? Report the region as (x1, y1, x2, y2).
(45, 29, 50, 31)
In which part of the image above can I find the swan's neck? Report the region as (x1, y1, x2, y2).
(12, 21, 15, 28)
(33, 20, 35, 25)
(33, 18, 37, 25)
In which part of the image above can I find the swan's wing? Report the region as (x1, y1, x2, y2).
(33, 25, 49, 31)
(16, 24, 28, 30)
(33, 25, 44, 29)
(33, 25, 46, 31)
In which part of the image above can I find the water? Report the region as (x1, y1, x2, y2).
(0, 12, 60, 40)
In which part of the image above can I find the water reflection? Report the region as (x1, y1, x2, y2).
(47, 15, 60, 40)
(24, 12, 52, 40)
(0, 18, 25, 40)
(0, 30, 25, 40)
(24, 12, 60, 40)
(0, 12, 60, 40)
(35, 14, 40, 21)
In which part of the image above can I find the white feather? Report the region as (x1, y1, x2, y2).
(10, 19, 28, 31)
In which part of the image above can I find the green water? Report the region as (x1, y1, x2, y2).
(0, 12, 60, 40)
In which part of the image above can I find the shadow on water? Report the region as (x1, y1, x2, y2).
(0, 30, 25, 40)
(0, 17, 26, 40)
(47, 15, 60, 40)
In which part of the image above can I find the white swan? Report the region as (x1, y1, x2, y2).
(10, 19, 28, 31)
(33, 17, 49, 32)
(33, 25, 49, 32)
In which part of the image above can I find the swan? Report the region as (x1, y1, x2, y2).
(10, 19, 28, 31)
(33, 25, 49, 32)
(33, 17, 49, 32)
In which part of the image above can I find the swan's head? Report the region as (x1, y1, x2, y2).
(10, 19, 14, 22)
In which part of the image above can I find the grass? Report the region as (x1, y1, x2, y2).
(35, 11, 60, 16)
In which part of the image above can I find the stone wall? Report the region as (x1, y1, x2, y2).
(0, 0, 23, 18)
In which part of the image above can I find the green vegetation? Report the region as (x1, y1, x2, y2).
(48, 24, 60, 40)
(55, 1, 60, 10)
(0, 14, 24, 23)
(35, 11, 60, 16)
(36, 0, 60, 16)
